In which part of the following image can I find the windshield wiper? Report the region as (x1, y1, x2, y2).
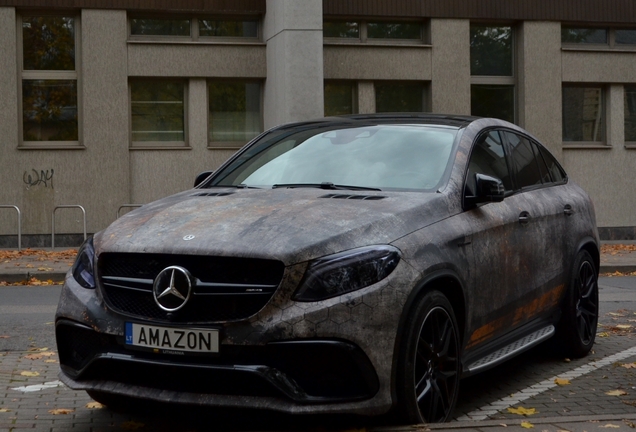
(272, 182, 381, 191)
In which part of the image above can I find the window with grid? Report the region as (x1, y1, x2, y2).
(20, 15, 79, 146)
(470, 25, 515, 123)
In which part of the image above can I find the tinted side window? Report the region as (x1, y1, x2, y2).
(532, 141, 551, 184)
(466, 130, 513, 196)
(538, 145, 566, 183)
(504, 132, 542, 189)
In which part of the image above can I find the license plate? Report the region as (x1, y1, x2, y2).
(125, 323, 219, 353)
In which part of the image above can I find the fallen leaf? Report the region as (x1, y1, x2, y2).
(622, 363, 636, 369)
(598, 332, 610, 338)
(499, 424, 508, 427)
(600, 425, 621, 429)
(85, 401, 103, 409)
(48, 408, 74, 415)
(564, 358, 571, 362)
(0, 408, 11, 412)
(624, 420, 636, 428)
(507, 406, 537, 416)
(606, 390, 628, 396)
(520, 421, 534, 429)
(554, 378, 571, 386)
(616, 324, 632, 330)
(609, 312, 626, 317)
(45, 359, 58, 363)
(0, 335, 9, 339)
(28, 347, 49, 352)
(20, 371, 40, 377)
(121, 421, 146, 430)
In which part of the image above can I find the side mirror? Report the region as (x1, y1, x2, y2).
(194, 170, 214, 188)
(465, 173, 505, 206)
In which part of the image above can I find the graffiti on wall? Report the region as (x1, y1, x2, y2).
(23, 169, 54, 189)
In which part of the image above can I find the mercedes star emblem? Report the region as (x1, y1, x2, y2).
(153, 266, 193, 312)
(183, 235, 195, 241)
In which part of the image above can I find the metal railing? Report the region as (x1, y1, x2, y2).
(52, 205, 86, 249)
(0, 205, 22, 251)
(116, 204, 143, 219)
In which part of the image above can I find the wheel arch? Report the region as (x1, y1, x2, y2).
(390, 268, 467, 406)
(577, 236, 600, 274)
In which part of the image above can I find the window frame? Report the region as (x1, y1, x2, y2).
(128, 78, 189, 150)
(17, 12, 83, 149)
(561, 25, 636, 51)
(128, 14, 261, 43)
(561, 84, 607, 147)
(624, 85, 636, 146)
(206, 79, 264, 150)
(323, 19, 429, 45)
(469, 23, 517, 124)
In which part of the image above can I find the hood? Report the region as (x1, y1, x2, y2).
(96, 188, 452, 265)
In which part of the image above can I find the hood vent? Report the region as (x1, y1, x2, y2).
(194, 191, 235, 197)
(320, 194, 385, 201)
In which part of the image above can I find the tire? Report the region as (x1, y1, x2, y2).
(555, 250, 599, 358)
(396, 291, 460, 424)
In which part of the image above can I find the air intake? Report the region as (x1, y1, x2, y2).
(320, 194, 385, 201)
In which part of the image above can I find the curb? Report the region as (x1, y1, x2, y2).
(600, 264, 636, 274)
(0, 271, 67, 283)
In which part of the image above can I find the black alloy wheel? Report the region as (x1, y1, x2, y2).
(555, 250, 599, 358)
(397, 291, 460, 424)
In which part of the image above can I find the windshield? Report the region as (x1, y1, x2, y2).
(208, 123, 459, 191)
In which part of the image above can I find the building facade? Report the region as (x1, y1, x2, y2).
(1, 0, 636, 246)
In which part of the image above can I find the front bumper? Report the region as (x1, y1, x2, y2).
(55, 259, 417, 415)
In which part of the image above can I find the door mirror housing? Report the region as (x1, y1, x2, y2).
(194, 170, 214, 187)
(465, 173, 505, 207)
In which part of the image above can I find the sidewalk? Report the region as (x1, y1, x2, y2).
(1, 242, 635, 284)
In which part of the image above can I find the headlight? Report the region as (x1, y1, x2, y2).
(293, 245, 400, 302)
(71, 237, 95, 289)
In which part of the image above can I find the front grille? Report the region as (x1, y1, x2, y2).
(98, 253, 285, 323)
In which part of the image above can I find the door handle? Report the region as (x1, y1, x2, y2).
(519, 211, 530, 225)
(564, 204, 574, 216)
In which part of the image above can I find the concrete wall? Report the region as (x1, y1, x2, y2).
(430, 19, 470, 114)
(1, 6, 636, 241)
(263, 0, 323, 128)
(0, 9, 130, 238)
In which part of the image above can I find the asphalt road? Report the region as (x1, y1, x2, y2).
(0, 277, 635, 431)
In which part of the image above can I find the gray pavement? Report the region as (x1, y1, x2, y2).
(1, 245, 636, 431)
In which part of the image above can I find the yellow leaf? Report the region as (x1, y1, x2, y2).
(507, 406, 537, 416)
(554, 378, 571, 386)
(20, 371, 39, 377)
(0, 408, 11, 412)
(616, 324, 632, 330)
(45, 359, 58, 363)
(606, 390, 628, 396)
(598, 332, 610, 337)
(600, 425, 621, 429)
(521, 421, 534, 429)
(48, 408, 74, 415)
(121, 421, 146, 430)
(609, 312, 625, 317)
(622, 363, 636, 369)
(85, 402, 103, 409)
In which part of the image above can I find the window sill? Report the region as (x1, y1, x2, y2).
(323, 41, 432, 49)
(18, 144, 86, 150)
(561, 46, 636, 53)
(562, 143, 611, 149)
(127, 39, 265, 47)
(129, 146, 192, 150)
(624, 144, 636, 149)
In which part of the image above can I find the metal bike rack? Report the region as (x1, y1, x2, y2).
(0, 205, 22, 251)
(52, 205, 86, 249)
(116, 204, 143, 219)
